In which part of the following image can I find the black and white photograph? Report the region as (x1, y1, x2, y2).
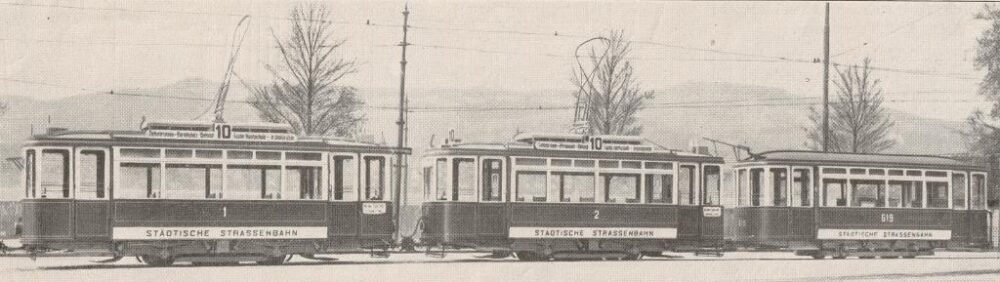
(0, 0, 999, 281)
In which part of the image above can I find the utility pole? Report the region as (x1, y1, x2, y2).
(822, 2, 831, 152)
(393, 4, 410, 241)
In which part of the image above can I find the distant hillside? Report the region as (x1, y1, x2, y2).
(0, 79, 972, 200)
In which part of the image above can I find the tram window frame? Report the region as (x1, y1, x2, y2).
(678, 164, 699, 206)
(645, 173, 674, 204)
(435, 158, 448, 201)
(736, 169, 747, 206)
(925, 181, 949, 209)
(331, 155, 358, 201)
(225, 164, 281, 200)
(791, 167, 812, 207)
(602, 173, 640, 203)
(118, 162, 162, 199)
(75, 149, 108, 199)
(285, 165, 324, 200)
(555, 172, 596, 203)
(481, 158, 504, 202)
(970, 173, 987, 210)
(24, 149, 35, 198)
(749, 168, 764, 207)
(703, 165, 721, 205)
(887, 180, 923, 208)
(822, 178, 847, 207)
(849, 179, 885, 208)
(515, 171, 547, 202)
(422, 164, 433, 201)
(38, 149, 71, 199)
(163, 163, 223, 199)
(770, 167, 788, 207)
(363, 155, 387, 201)
(453, 158, 477, 201)
(952, 172, 967, 210)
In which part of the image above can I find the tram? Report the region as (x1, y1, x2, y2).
(725, 151, 991, 259)
(417, 133, 726, 260)
(20, 120, 407, 265)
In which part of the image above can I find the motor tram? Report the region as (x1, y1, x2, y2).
(417, 133, 726, 260)
(19, 120, 407, 265)
(725, 151, 991, 259)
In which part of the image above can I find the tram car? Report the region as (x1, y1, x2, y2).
(418, 133, 726, 260)
(725, 151, 991, 259)
(20, 120, 407, 266)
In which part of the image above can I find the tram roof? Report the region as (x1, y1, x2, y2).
(425, 132, 719, 161)
(740, 150, 985, 171)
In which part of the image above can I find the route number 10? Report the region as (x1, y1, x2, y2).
(215, 124, 232, 139)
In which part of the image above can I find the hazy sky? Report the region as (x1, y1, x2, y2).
(0, 0, 993, 122)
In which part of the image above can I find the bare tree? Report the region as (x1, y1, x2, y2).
(805, 58, 896, 153)
(966, 5, 1000, 159)
(571, 30, 653, 135)
(250, 3, 363, 137)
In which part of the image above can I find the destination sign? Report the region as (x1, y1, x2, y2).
(362, 202, 387, 215)
(509, 227, 677, 239)
(702, 206, 722, 217)
(112, 226, 327, 240)
(145, 130, 297, 142)
(816, 229, 951, 240)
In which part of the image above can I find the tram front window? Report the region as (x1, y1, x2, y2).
(453, 158, 476, 201)
(482, 159, 503, 201)
(332, 156, 357, 201)
(823, 179, 847, 207)
(749, 168, 764, 206)
(850, 180, 885, 207)
(39, 149, 70, 198)
(555, 172, 595, 202)
(678, 165, 698, 205)
(971, 174, 986, 209)
(516, 171, 546, 202)
(952, 173, 967, 209)
(926, 181, 948, 208)
(77, 150, 106, 199)
(24, 150, 34, 198)
(770, 168, 788, 206)
(603, 174, 639, 203)
(645, 174, 673, 204)
(435, 158, 448, 200)
(120, 163, 161, 198)
(364, 156, 386, 200)
(791, 168, 811, 207)
(704, 166, 721, 205)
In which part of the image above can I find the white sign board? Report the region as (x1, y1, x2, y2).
(702, 207, 722, 217)
(509, 227, 677, 239)
(816, 229, 951, 240)
(362, 202, 387, 215)
(113, 226, 328, 240)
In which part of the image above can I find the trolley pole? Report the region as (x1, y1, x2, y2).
(393, 4, 410, 242)
(822, 2, 830, 152)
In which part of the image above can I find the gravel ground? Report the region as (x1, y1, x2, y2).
(1, 251, 998, 281)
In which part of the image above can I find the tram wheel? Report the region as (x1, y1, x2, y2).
(515, 251, 544, 261)
(141, 255, 175, 267)
(256, 255, 288, 265)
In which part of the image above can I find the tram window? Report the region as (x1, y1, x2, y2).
(869, 169, 885, 175)
(515, 158, 546, 166)
(225, 165, 280, 200)
(25, 150, 35, 198)
(287, 152, 322, 161)
(736, 169, 747, 206)
(926, 171, 948, 178)
(121, 148, 161, 158)
(678, 165, 698, 205)
(791, 168, 811, 207)
(970, 174, 986, 210)
(39, 149, 70, 198)
(332, 156, 357, 201)
(703, 166, 721, 205)
(770, 168, 788, 206)
(263, 169, 281, 199)
(822, 168, 846, 174)
(227, 150, 253, 159)
(286, 166, 323, 200)
(574, 160, 595, 168)
(256, 151, 281, 160)
(603, 174, 639, 203)
(645, 174, 674, 204)
(850, 180, 885, 207)
(889, 181, 923, 208)
(599, 160, 619, 169)
(119, 163, 161, 198)
(481, 159, 503, 202)
(555, 172, 595, 202)
(888, 170, 904, 176)
(622, 161, 642, 169)
(435, 158, 448, 200)
(906, 170, 922, 176)
(453, 158, 476, 201)
(164, 164, 222, 199)
(364, 156, 386, 200)
(516, 171, 547, 202)
(77, 150, 106, 199)
(645, 162, 672, 170)
(165, 149, 193, 158)
(926, 181, 948, 208)
(423, 166, 433, 201)
(551, 159, 572, 167)
(196, 150, 223, 159)
(749, 168, 764, 206)
(849, 168, 866, 175)
(952, 173, 967, 209)
(823, 179, 847, 207)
